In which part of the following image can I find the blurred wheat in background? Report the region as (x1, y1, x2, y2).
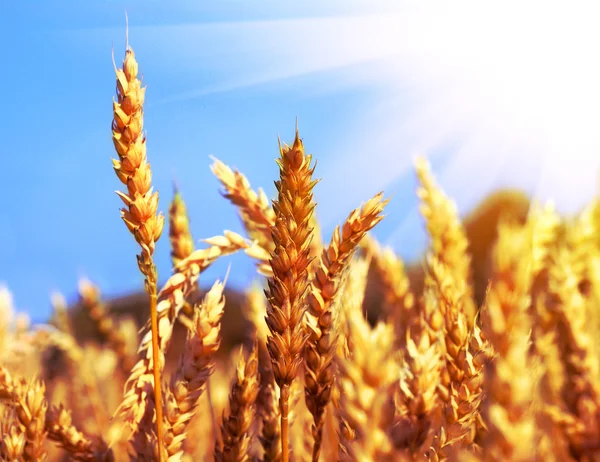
(2, 33, 600, 462)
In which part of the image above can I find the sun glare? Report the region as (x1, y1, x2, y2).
(398, 1, 600, 213)
(153, 1, 600, 223)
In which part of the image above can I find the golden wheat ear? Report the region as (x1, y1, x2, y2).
(161, 280, 226, 459)
(1, 408, 26, 461)
(78, 278, 135, 375)
(304, 192, 388, 460)
(546, 243, 600, 459)
(528, 204, 575, 459)
(258, 381, 282, 462)
(329, 256, 371, 461)
(211, 156, 275, 251)
(0, 367, 114, 461)
(49, 291, 72, 335)
(214, 342, 260, 461)
(264, 127, 317, 462)
(46, 405, 114, 461)
(169, 184, 195, 269)
(33, 328, 108, 437)
(415, 156, 476, 326)
(480, 220, 536, 461)
(168, 184, 201, 325)
(336, 301, 397, 461)
(413, 156, 489, 457)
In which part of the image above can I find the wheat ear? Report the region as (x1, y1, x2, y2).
(49, 291, 72, 336)
(32, 328, 108, 435)
(259, 382, 282, 462)
(481, 221, 535, 461)
(242, 287, 285, 462)
(0, 367, 47, 461)
(524, 204, 573, 459)
(304, 192, 387, 460)
(415, 157, 486, 455)
(330, 256, 370, 460)
(337, 310, 397, 461)
(78, 279, 134, 375)
(1, 408, 25, 461)
(265, 128, 317, 462)
(566, 204, 600, 360)
(415, 157, 476, 326)
(547, 245, 600, 458)
(215, 342, 260, 462)
(429, 257, 483, 450)
(211, 157, 276, 252)
(168, 185, 204, 326)
(1, 366, 113, 461)
(168, 185, 223, 440)
(162, 281, 226, 459)
(211, 158, 277, 277)
(169, 185, 196, 269)
(46, 405, 114, 461)
(14, 380, 48, 461)
(394, 287, 443, 454)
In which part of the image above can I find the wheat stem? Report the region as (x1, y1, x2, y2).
(148, 292, 164, 460)
(280, 384, 290, 462)
(111, 36, 166, 458)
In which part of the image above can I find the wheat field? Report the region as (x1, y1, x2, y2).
(1, 37, 600, 462)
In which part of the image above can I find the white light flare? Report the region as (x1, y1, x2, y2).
(149, 0, 600, 224)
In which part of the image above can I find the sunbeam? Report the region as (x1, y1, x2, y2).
(128, 1, 600, 227)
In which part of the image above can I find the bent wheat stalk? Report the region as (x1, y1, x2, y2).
(162, 281, 226, 459)
(114, 232, 247, 437)
(304, 192, 388, 460)
(211, 157, 275, 253)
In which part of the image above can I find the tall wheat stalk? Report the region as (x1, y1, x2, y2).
(111, 41, 165, 456)
(265, 128, 317, 462)
(114, 231, 247, 451)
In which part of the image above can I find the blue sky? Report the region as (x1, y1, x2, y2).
(2, 1, 600, 321)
